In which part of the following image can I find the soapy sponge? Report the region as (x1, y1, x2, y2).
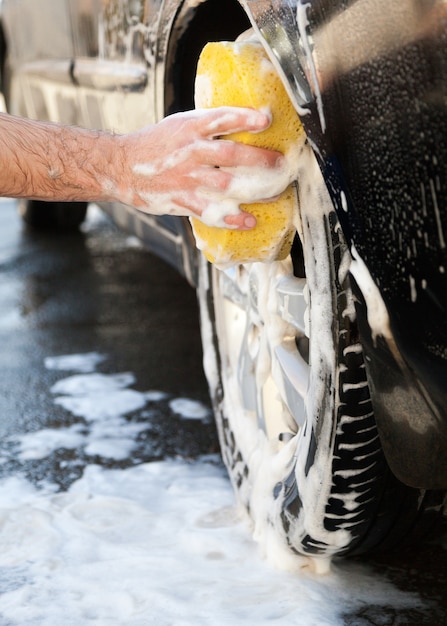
(192, 40, 305, 265)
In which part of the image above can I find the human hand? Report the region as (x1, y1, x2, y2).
(115, 107, 291, 230)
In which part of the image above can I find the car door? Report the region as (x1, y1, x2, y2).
(69, 0, 155, 132)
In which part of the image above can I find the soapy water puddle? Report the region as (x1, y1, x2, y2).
(0, 352, 441, 625)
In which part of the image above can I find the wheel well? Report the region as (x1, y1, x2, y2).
(165, 0, 251, 116)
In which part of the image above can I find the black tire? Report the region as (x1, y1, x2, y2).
(18, 199, 88, 231)
(197, 143, 445, 566)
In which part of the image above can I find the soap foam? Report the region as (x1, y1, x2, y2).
(0, 351, 429, 623)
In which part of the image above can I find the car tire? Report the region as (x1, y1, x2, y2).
(197, 143, 445, 564)
(18, 199, 88, 231)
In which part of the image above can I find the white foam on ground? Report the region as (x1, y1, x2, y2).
(169, 397, 211, 421)
(0, 352, 426, 624)
(44, 352, 106, 373)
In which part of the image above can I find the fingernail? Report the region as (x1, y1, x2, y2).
(244, 215, 257, 229)
(253, 110, 271, 131)
(275, 155, 285, 168)
(260, 108, 272, 125)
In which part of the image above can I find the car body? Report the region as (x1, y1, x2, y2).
(1, 0, 446, 561)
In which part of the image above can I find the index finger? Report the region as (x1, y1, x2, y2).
(198, 106, 272, 138)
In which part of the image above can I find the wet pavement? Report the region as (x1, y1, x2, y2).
(0, 198, 446, 624)
(0, 199, 217, 489)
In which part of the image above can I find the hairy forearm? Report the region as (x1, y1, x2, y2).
(0, 107, 286, 230)
(0, 113, 120, 202)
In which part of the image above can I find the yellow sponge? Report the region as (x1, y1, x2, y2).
(192, 40, 305, 265)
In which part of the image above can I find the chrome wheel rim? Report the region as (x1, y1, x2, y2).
(212, 259, 309, 449)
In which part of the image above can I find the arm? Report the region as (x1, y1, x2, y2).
(0, 108, 285, 230)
